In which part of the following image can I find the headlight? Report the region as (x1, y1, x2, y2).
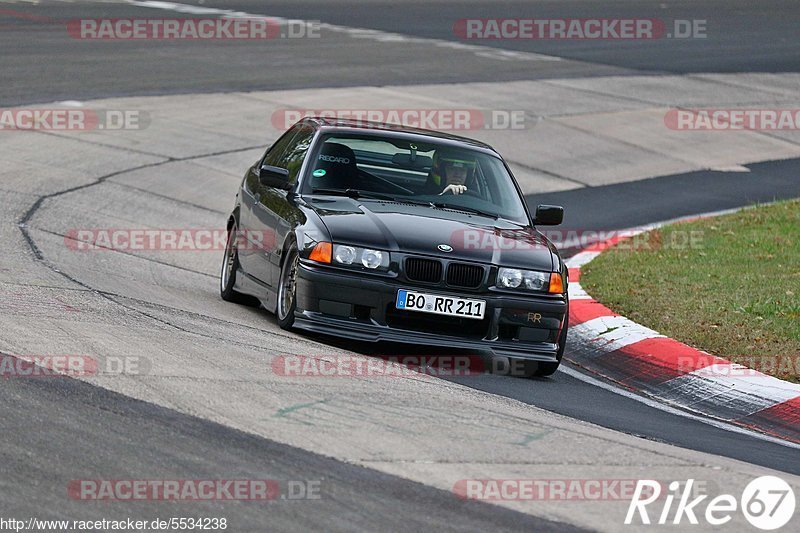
(498, 268, 523, 288)
(334, 245, 357, 264)
(523, 271, 549, 290)
(361, 249, 384, 269)
(496, 267, 552, 292)
(332, 244, 390, 270)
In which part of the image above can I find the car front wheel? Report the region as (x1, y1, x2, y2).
(512, 317, 568, 378)
(276, 246, 299, 329)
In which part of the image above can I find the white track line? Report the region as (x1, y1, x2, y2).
(559, 365, 800, 450)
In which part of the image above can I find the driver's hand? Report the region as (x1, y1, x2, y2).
(440, 184, 467, 195)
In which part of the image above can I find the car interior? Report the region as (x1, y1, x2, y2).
(304, 135, 529, 223)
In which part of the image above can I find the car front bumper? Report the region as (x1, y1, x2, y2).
(294, 261, 568, 361)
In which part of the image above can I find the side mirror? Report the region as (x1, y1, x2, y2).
(533, 204, 563, 226)
(258, 164, 291, 190)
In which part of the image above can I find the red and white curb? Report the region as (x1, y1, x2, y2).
(564, 230, 800, 445)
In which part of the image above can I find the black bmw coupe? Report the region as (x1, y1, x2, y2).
(221, 117, 568, 376)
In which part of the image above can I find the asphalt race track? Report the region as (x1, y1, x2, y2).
(1, 1, 799, 531)
(3, 0, 800, 106)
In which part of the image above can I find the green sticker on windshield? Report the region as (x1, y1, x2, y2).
(312, 169, 326, 177)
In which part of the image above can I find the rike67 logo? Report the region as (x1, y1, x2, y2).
(626, 476, 795, 530)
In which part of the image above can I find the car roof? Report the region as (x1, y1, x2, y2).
(303, 117, 500, 156)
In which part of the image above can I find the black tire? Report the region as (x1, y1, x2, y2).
(220, 224, 254, 305)
(508, 358, 559, 378)
(510, 315, 568, 378)
(532, 360, 560, 377)
(276, 246, 299, 330)
(531, 314, 569, 377)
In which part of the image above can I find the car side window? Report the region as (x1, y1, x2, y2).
(274, 127, 314, 184)
(248, 124, 313, 195)
(263, 126, 302, 168)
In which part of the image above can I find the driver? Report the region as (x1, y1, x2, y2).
(427, 151, 478, 195)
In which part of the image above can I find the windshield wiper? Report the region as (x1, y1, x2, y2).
(310, 188, 397, 201)
(432, 201, 499, 220)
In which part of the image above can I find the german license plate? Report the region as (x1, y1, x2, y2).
(395, 289, 485, 319)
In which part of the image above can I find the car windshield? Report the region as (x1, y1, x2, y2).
(301, 133, 529, 224)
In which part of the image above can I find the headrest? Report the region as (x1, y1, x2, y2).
(311, 142, 359, 189)
(317, 143, 357, 168)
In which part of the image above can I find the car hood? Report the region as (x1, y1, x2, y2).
(306, 197, 555, 271)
